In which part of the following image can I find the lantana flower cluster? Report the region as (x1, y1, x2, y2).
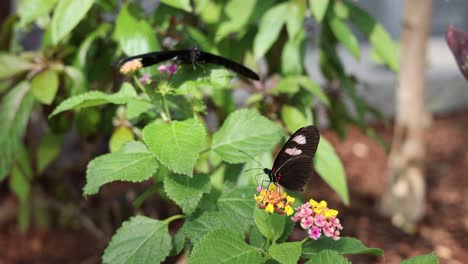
(119, 59, 143, 74)
(291, 199, 343, 240)
(254, 185, 295, 216)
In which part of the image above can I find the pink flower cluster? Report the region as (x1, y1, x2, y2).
(158, 64, 178, 76)
(291, 199, 343, 240)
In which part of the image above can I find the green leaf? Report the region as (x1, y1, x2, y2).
(75, 23, 112, 68)
(254, 3, 288, 59)
(64, 66, 87, 94)
(126, 98, 155, 120)
(304, 249, 350, 264)
(273, 76, 301, 94)
(302, 237, 384, 258)
(83, 148, 158, 195)
(329, 14, 360, 59)
(253, 207, 285, 242)
(18, 0, 57, 26)
(401, 252, 439, 264)
(189, 229, 262, 264)
(0, 53, 33, 78)
(114, 5, 160, 57)
(345, 1, 398, 71)
(164, 173, 211, 215)
(109, 126, 134, 153)
(281, 35, 304, 75)
(298, 76, 330, 106)
(309, 0, 329, 23)
(37, 132, 63, 173)
(103, 216, 171, 264)
(286, 2, 305, 39)
(50, 82, 137, 117)
(182, 211, 243, 244)
(269, 242, 301, 264)
(31, 69, 59, 105)
(0, 82, 34, 180)
(314, 138, 349, 205)
(170, 229, 186, 256)
(281, 105, 308, 134)
(143, 119, 206, 177)
(217, 187, 255, 229)
(160, 0, 191, 12)
(216, 0, 256, 40)
(9, 146, 32, 203)
(212, 109, 283, 163)
(50, 0, 95, 44)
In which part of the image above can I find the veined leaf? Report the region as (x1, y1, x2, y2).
(253, 206, 285, 242)
(212, 109, 283, 163)
(182, 211, 243, 244)
(269, 242, 302, 264)
(143, 119, 206, 177)
(50, 82, 137, 117)
(189, 229, 262, 264)
(103, 216, 171, 264)
(302, 236, 384, 258)
(401, 252, 439, 264)
(304, 249, 350, 264)
(217, 186, 255, 229)
(164, 173, 211, 215)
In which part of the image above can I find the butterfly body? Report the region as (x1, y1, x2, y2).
(265, 125, 320, 191)
(115, 48, 260, 80)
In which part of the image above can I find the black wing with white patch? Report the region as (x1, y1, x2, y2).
(271, 125, 320, 191)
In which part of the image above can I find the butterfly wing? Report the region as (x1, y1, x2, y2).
(199, 51, 260, 80)
(272, 125, 320, 191)
(114, 50, 190, 68)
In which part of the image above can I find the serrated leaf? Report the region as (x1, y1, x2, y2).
(0, 53, 33, 78)
(302, 237, 384, 258)
(50, 82, 137, 117)
(269, 242, 301, 264)
(126, 98, 155, 120)
(18, 0, 57, 26)
(345, 1, 398, 71)
(143, 119, 206, 177)
(189, 229, 262, 264)
(103, 216, 171, 264)
(304, 249, 350, 264)
(37, 132, 63, 173)
(309, 0, 329, 23)
(212, 109, 283, 163)
(217, 186, 255, 229)
(160, 0, 192, 12)
(253, 206, 285, 242)
(31, 69, 59, 105)
(164, 173, 211, 215)
(83, 149, 158, 195)
(119, 141, 149, 153)
(114, 5, 160, 57)
(281, 105, 308, 134)
(314, 138, 349, 205)
(254, 3, 288, 59)
(401, 252, 439, 264)
(50, 0, 94, 44)
(329, 14, 360, 59)
(298, 76, 330, 106)
(109, 126, 134, 153)
(182, 211, 243, 244)
(0, 82, 34, 180)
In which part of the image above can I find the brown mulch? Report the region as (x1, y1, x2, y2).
(1, 111, 467, 264)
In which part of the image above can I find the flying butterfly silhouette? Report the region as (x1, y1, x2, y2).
(262, 125, 320, 191)
(115, 48, 260, 80)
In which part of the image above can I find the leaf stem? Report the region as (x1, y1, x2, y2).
(161, 94, 171, 121)
(162, 214, 185, 225)
(300, 236, 310, 245)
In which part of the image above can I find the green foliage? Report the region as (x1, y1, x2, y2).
(189, 229, 262, 264)
(269, 242, 302, 264)
(304, 249, 350, 264)
(401, 252, 439, 264)
(164, 173, 211, 215)
(143, 119, 206, 177)
(31, 69, 59, 105)
(182, 211, 243, 244)
(212, 109, 283, 163)
(0, 54, 33, 78)
(315, 138, 349, 205)
(254, 207, 285, 242)
(302, 237, 384, 257)
(50, 0, 94, 44)
(102, 216, 172, 264)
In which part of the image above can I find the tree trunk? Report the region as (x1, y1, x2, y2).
(380, 0, 432, 232)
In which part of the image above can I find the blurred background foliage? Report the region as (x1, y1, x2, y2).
(0, 0, 397, 240)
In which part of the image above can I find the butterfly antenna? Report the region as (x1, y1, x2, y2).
(244, 167, 263, 172)
(238, 150, 264, 168)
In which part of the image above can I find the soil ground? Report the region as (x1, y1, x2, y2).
(1, 111, 467, 264)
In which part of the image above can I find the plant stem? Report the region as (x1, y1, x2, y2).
(300, 236, 310, 244)
(161, 95, 171, 121)
(133, 76, 158, 105)
(162, 214, 185, 225)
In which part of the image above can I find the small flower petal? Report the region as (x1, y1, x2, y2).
(265, 204, 274, 214)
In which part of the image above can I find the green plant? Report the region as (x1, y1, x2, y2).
(1, 0, 439, 263)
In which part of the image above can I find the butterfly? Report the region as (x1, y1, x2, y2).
(115, 48, 260, 80)
(262, 125, 320, 191)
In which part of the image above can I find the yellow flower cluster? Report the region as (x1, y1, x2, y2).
(309, 198, 339, 219)
(254, 185, 295, 216)
(119, 59, 143, 75)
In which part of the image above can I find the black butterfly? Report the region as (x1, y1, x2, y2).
(263, 125, 320, 191)
(115, 48, 260, 80)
